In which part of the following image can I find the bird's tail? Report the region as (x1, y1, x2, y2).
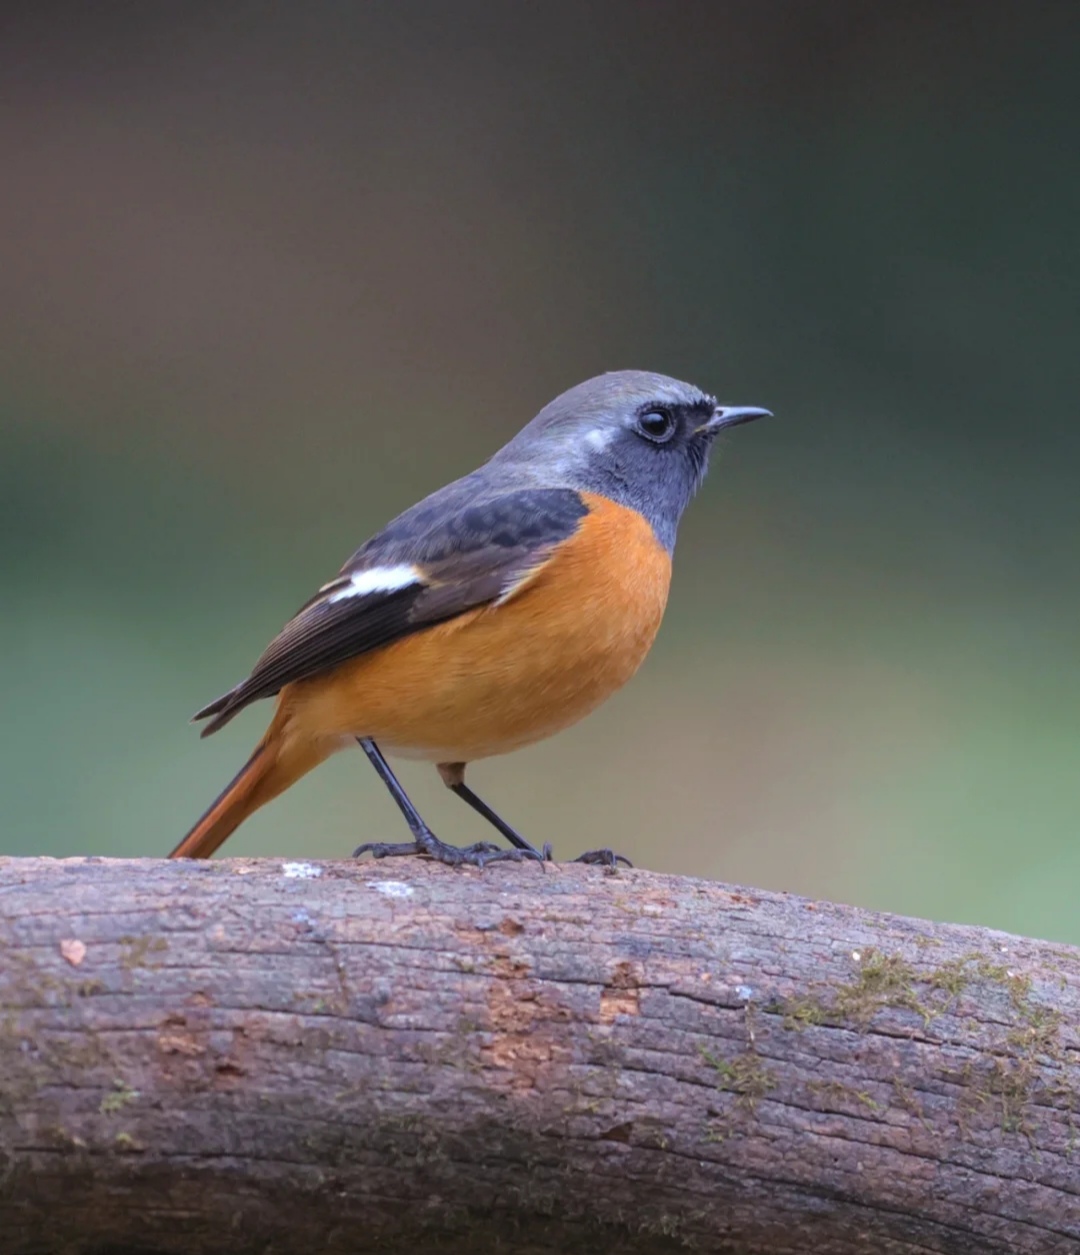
(169, 732, 325, 859)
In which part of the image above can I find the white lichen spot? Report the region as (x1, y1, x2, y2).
(282, 862, 323, 879)
(368, 880, 414, 898)
(736, 984, 754, 1002)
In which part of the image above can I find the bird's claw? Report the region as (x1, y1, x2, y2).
(353, 833, 542, 868)
(540, 844, 632, 868)
(571, 847, 633, 868)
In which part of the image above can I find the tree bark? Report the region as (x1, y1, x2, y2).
(1, 856, 1078, 1254)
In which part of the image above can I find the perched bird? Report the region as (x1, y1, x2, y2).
(170, 371, 768, 867)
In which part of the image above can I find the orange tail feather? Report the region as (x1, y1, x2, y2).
(170, 733, 325, 859)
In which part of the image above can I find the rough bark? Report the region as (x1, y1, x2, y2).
(0, 856, 1078, 1255)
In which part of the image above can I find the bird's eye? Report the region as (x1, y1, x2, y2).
(637, 408, 676, 443)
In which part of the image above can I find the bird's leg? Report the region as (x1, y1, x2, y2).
(438, 763, 631, 867)
(438, 763, 550, 859)
(353, 739, 541, 866)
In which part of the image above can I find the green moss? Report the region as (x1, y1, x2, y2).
(118, 935, 168, 970)
(925, 957, 971, 998)
(777, 998, 825, 1031)
(807, 1079, 880, 1113)
(698, 1046, 775, 1110)
(44, 1125, 86, 1150)
(933, 956, 1074, 1140)
(834, 951, 933, 1026)
(771, 947, 1059, 1038)
(761, 945, 1076, 1145)
(100, 1079, 138, 1115)
(988, 1058, 1038, 1135)
(924, 952, 1034, 1014)
(891, 1078, 932, 1132)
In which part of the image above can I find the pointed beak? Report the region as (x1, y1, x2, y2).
(702, 405, 772, 434)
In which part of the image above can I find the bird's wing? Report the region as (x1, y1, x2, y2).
(192, 487, 589, 735)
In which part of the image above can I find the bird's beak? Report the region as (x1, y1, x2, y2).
(701, 405, 772, 434)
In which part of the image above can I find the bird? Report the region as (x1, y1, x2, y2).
(169, 370, 768, 867)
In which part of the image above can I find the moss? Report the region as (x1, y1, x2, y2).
(118, 935, 168, 970)
(761, 945, 1076, 1145)
(698, 1046, 775, 1110)
(704, 1119, 730, 1144)
(100, 1079, 138, 1115)
(933, 957, 1074, 1140)
(833, 951, 933, 1026)
(924, 952, 1034, 1015)
(891, 1078, 932, 1133)
(1051, 1079, 1079, 1156)
(1007, 1005, 1062, 1058)
(771, 948, 1057, 1037)
(807, 1079, 880, 1114)
(44, 1125, 86, 1150)
(777, 998, 825, 1032)
(952, 1055, 1040, 1138)
(3, 952, 68, 1006)
(925, 956, 972, 998)
(987, 1058, 1038, 1135)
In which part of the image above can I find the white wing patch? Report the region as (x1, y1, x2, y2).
(326, 564, 420, 603)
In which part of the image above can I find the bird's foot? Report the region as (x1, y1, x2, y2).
(353, 829, 542, 868)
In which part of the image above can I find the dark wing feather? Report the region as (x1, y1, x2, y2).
(193, 487, 588, 735)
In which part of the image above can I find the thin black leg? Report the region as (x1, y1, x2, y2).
(449, 780, 632, 869)
(449, 782, 548, 859)
(352, 738, 541, 867)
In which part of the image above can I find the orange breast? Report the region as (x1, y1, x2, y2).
(283, 493, 672, 763)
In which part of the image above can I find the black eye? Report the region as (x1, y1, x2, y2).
(637, 408, 676, 443)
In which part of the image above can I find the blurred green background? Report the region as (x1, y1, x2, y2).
(3, 3, 1078, 943)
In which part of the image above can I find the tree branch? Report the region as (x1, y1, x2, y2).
(1, 856, 1078, 1253)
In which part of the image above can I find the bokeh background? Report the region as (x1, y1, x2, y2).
(3, 3, 1078, 943)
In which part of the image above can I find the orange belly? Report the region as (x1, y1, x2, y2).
(281, 494, 672, 763)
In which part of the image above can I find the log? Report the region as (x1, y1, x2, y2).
(0, 856, 1078, 1254)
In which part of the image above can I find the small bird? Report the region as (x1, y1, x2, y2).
(170, 371, 768, 867)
